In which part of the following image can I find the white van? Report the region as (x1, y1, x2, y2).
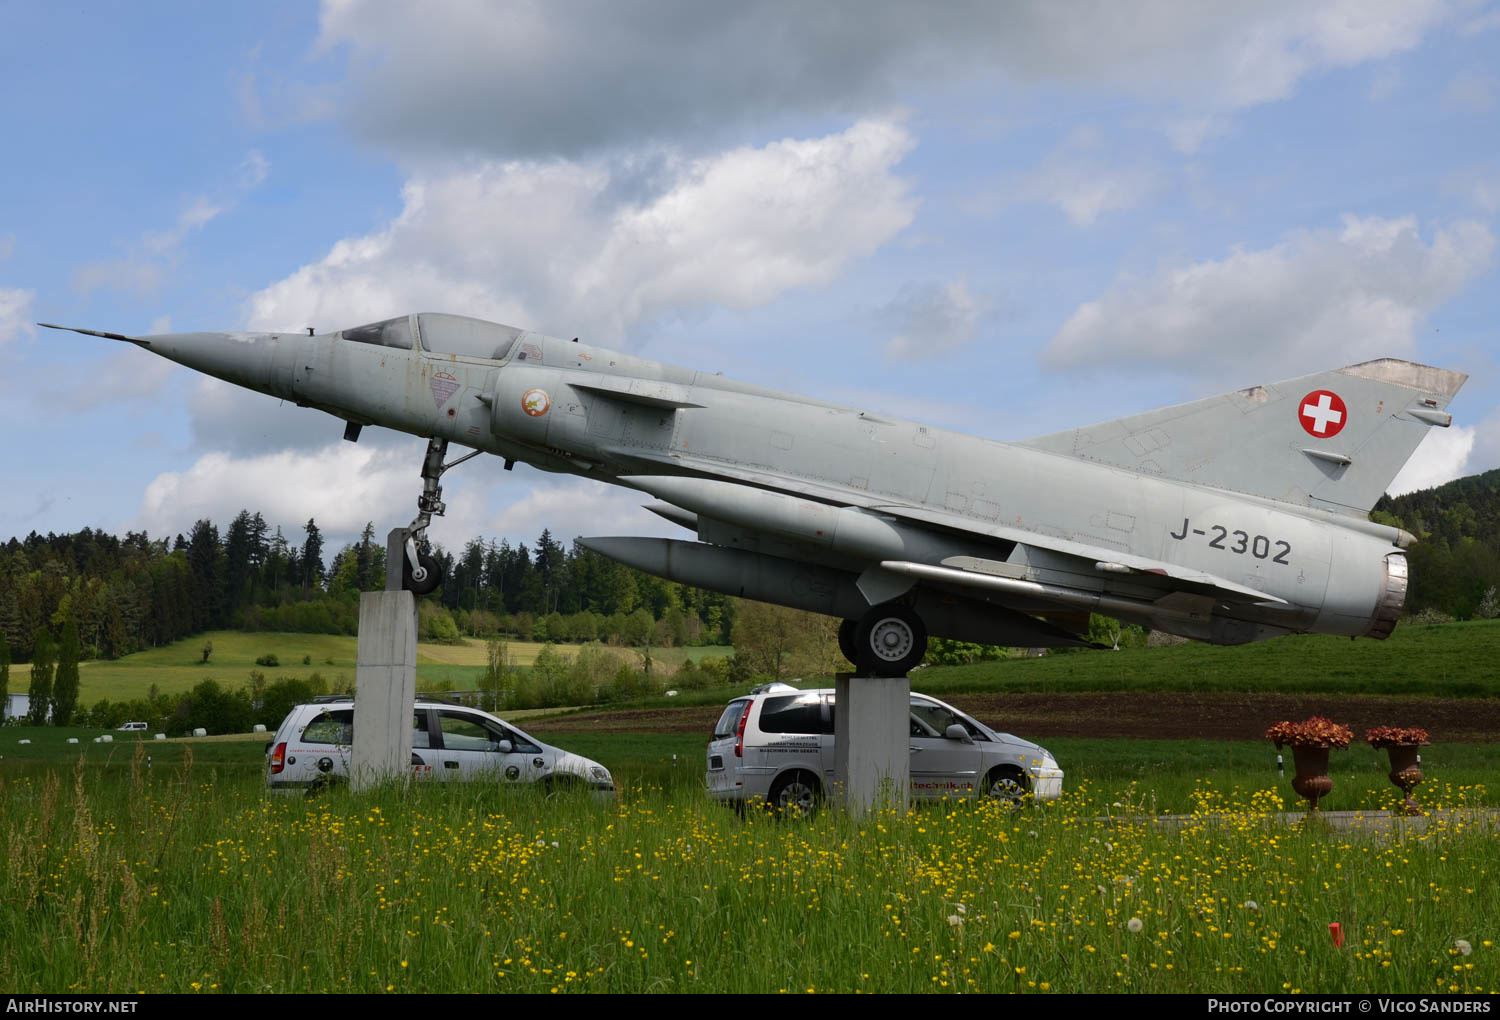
(706, 685, 1063, 813)
(117, 721, 149, 732)
(265, 696, 614, 798)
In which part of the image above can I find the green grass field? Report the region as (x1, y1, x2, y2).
(0, 763, 1494, 994)
(4, 726, 1496, 814)
(54, 618, 1500, 707)
(5, 619, 1496, 992)
(66, 630, 732, 703)
(914, 618, 1500, 698)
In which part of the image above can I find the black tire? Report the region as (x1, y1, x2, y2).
(984, 766, 1029, 805)
(853, 604, 927, 676)
(402, 549, 443, 595)
(837, 619, 859, 666)
(767, 770, 821, 818)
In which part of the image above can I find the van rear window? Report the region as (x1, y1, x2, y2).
(713, 700, 750, 738)
(758, 694, 829, 735)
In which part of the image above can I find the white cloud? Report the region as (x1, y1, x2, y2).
(485, 480, 679, 547)
(1162, 115, 1233, 156)
(1045, 215, 1496, 380)
(317, 0, 1452, 160)
(142, 197, 223, 256)
(1441, 164, 1500, 214)
(51, 349, 175, 411)
(238, 150, 270, 189)
(245, 119, 918, 346)
(186, 376, 399, 455)
(1388, 425, 1477, 496)
(1368, 64, 1403, 101)
(1461, 6, 1500, 35)
(996, 126, 1165, 226)
(1460, 405, 1500, 476)
(132, 440, 676, 553)
(136, 443, 421, 550)
(73, 198, 223, 297)
(1443, 69, 1497, 112)
(0, 288, 34, 346)
(73, 153, 269, 297)
(882, 278, 983, 361)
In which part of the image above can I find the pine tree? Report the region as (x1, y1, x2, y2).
(27, 628, 54, 726)
(0, 632, 9, 721)
(301, 519, 325, 595)
(52, 620, 80, 726)
(356, 521, 376, 591)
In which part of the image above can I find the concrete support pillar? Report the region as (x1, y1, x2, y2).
(351, 530, 418, 792)
(833, 673, 910, 817)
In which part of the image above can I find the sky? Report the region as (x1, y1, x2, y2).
(4, 0, 1499, 558)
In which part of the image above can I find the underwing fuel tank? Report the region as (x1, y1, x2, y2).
(579, 536, 1090, 648)
(621, 474, 992, 565)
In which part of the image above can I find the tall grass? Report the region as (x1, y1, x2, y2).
(1, 754, 1494, 994)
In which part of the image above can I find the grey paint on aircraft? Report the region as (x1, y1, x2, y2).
(42, 313, 1466, 667)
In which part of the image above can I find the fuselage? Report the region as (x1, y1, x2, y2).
(139, 313, 1411, 646)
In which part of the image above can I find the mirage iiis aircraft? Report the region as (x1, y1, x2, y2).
(43, 314, 1466, 676)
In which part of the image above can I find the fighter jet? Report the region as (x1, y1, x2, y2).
(42, 314, 1465, 675)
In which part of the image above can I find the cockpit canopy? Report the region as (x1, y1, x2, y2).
(416, 313, 523, 361)
(340, 316, 412, 350)
(339, 313, 525, 362)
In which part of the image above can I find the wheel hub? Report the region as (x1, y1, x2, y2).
(869, 619, 913, 661)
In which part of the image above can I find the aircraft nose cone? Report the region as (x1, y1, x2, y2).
(144, 330, 281, 394)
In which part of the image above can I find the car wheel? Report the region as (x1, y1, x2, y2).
(767, 770, 820, 818)
(543, 774, 582, 799)
(984, 766, 1029, 805)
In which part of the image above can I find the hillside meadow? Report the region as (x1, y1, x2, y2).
(60, 630, 732, 703)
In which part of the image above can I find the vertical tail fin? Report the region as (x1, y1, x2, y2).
(1018, 359, 1467, 514)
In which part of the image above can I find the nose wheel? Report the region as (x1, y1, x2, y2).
(849, 603, 927, 677)
(401, 436, 481, 595)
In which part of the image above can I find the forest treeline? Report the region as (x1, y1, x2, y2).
(2, 465, 1497, 666)
(1373, 466, 1500, 621)
(0, 511, 733, 662)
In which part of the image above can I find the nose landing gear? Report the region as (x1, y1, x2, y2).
(401, 437, 482, 595)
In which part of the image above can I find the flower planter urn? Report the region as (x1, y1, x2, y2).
(1291, 746, 1334, 811)
(1385, 744, 1424, 816)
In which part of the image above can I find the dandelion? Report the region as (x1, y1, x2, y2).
(1455, 940, 1473, 956)
(1127, 918, 1144, 933)
(947, 915, 963, 927)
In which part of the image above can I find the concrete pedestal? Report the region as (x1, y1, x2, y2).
(833, 673, 910, 817)
(351, 588, 417, 792)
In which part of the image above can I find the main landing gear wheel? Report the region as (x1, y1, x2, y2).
(837, 619, 859, 666)
(853, 603, 927, 677)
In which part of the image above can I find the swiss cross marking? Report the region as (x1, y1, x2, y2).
(1298, 390, 1346, 438)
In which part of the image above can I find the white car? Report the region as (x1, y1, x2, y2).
(706, 685, 1063, 813)
(266, 696, 614, 797)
